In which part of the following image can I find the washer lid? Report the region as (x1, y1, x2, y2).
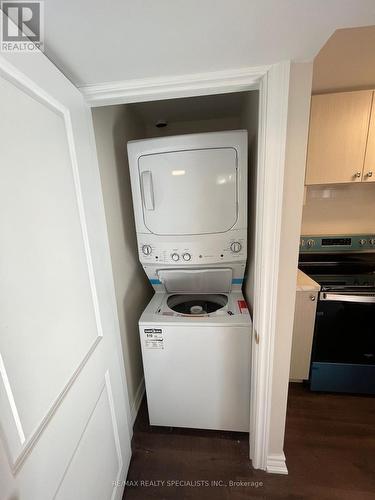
(157, 268, 233, 293)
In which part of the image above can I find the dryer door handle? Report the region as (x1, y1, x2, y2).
(141, 170, 155, 210)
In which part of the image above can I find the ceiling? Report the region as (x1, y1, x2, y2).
(42, 0, 375, 87)
(313, 26, 375, 92)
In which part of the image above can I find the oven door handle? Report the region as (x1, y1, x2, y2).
(320, 292, 375, 303)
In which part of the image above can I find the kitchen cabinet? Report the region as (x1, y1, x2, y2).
(289, 271, 320, 381)
(364, 98, 375, 182)
(305, 90, 373, 185)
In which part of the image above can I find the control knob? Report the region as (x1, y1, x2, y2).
(369, 239, 375, 246)
(359, 239, 367, 246)
(307, 239, 315, 248)
(182, 253, 191, 261)
(171, 253, 180, 261)
(230, 242, 242, 253)
(142, 244, 152, 255)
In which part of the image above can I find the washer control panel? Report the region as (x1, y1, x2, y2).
(138, 236, 246, 264)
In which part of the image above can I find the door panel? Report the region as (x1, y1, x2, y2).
(0, 73, 101, 462)
(54, 375, 122, 500)
(305, 91, 372, 185)
(363, 92, 375, 182)
(0, 42, 131, 500)
(139, 148, 238, 235)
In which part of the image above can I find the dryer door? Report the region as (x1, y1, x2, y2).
(138, 148, 237, 235)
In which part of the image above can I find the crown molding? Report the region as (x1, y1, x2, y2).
(79, 65, 270, 107)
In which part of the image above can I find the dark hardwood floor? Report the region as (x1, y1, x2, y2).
(123, 384, 375, 499)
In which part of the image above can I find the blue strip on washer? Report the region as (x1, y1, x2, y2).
(149, 279, 162, 285)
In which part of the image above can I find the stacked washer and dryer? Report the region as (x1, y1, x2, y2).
(127, 130, 252, 432)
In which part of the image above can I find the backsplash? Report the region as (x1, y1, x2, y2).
(301, 183, 375, 235)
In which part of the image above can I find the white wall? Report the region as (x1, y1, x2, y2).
(268, 62, 313, 461)
(302, 183, 375, 235)
(92, 105, 153, 423)
(143, 116, 242, 138)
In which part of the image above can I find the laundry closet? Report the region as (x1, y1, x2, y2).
(91, 91, 259, 427)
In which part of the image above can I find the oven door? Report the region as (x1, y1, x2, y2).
(310, 291, 375, 394)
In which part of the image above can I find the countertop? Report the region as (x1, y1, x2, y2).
(296, 269, 321, 292)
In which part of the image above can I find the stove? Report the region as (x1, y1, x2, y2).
(299, 234, 375, 395)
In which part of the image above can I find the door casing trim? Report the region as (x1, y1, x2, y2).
(82, 62, 291, 473)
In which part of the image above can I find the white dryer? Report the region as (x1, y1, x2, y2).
(127, 130, 252, 432)
(127, 130, 248, 267)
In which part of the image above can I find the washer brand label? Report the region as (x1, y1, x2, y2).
(144, 329, 164, 349)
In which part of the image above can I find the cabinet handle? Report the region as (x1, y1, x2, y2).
(354, 172, 361, 178)
(366, 171, 373, 178)
(310, 295, 316, 301)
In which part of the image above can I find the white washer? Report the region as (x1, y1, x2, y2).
(139, 288, 251, 432)
(127, 130, 251, 432)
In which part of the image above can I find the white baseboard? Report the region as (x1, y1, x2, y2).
(130, 377, 145, 427)
(266, 453, 288, 474)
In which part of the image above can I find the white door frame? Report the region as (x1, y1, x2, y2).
(80, 62, 292, 472)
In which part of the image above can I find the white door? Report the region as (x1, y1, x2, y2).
(138, 148, 238, 235)
(0, 48, 131, 500)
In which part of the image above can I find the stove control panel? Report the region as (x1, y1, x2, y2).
(300, 234, 375, 252)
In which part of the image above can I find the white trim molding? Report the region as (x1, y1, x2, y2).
(81, 61, 294, 474)
(266, 453, 288, 474)
(250, 62, 291, 471)
(79, 65, 270, 107)
(130, 377, 145, 427)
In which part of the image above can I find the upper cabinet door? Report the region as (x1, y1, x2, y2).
(138, 148, 238, 235)
(305, 91, 373, 185)
(363, 93, 375, 182)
